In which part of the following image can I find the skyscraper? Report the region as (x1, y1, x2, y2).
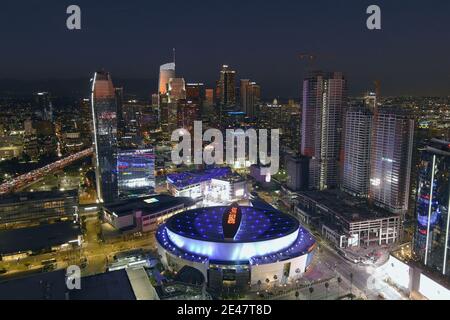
(217, 65, 236, 106)
(205, 89, 214, 107)
(413, 139, 450, 276)
(369, 107, 414, 214)
(240, 80, 261, 118)
(158, 62, 176, 94)
(91, 71, 119, 203)
(286, 155, 309, 191)
(33, 92, 53, 121)
(301, 71, 346, 190)
(186, 83, 205, 102)
(342, 106, 373, 197)
(115, 87, 125, 144)
(167, 78, 186, 134)
(117, 148, 156, 199)
(168, 78, 186, 103)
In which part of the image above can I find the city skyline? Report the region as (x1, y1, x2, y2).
(1, 0, 450, 98)
(0, 1, 449, 303)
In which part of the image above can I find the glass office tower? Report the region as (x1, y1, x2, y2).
(117, 148, 155, 199)
(413, 139, 450, 276)
(91, 71, 119, 203)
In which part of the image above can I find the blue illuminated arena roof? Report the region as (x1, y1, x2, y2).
(166, 167, 232, 188)
(156, 203, 316, 264)
(165, 204, 299, 243)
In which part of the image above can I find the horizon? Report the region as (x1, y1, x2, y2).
(1, 0, 449, 97)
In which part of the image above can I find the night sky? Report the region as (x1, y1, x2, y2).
(1, 0, 449, 98)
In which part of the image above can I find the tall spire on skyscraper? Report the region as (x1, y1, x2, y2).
(173, 48, 176, 65)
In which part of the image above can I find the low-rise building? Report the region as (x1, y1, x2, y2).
(0, 190, 79, 227)
(295, 190, 401, 248)
(0, 221, 82, 260)
(103, 194, 195, 233)
(167, 167, 247, 203)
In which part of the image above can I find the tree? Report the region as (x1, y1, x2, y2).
(325, 282, 330, 300)
(308, 286, 314, 300)
(337, 277, 342, 297)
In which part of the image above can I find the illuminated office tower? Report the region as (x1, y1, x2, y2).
(115, 87, 124, 143)
(186, 83, 205, 102)
(117, 148, 155, 199)
(177, 100, 198, 134)
(369, 107, 414, 214)
(240, 80, 261, 118)
(159, 94, 170, 134)
(91, 71, 119, 203)
(205, 89, 214, 107)
(342, 106, 373, 197)
(158, 62, 176, 95)
(413, 139, 450, 276)
(168, 78, 186, 102)
(217, 65, 236, 106)
(240, 79, 249, 110)
(33, 92, 53, 121)
(167, 78, 186, 133)
(301, 71, 346, 190)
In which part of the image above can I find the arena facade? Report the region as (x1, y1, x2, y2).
(156, 199, 316, 291)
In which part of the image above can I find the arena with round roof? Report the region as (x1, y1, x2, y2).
(156, 199, 316, 291)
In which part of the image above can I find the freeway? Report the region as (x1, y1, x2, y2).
(0, 148, 93, 195)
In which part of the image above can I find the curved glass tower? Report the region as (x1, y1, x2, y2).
(158, 62, 176, 94)
(91, 71, 118, 203)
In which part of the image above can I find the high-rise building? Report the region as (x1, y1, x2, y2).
(342, 106, 373, 197)
(91, 71, 119, 203)
(413, 139, 450, 277)
(205, 89, 214, 107)
(115, 87, 125, 143)
(158, 62, 176, 95)
(168, 78, 186, 103)
(177, 100, 199, 134)
(301, 71, 346, 190)
(240, 80, 261, 118)
(369, 107, 414, 214)
(217, 65, 236, 106)
(117, 148, 156, 199)
(186, 83, 205, 102)
(33, 92, 53, 121)
(286, 155, 310, 191)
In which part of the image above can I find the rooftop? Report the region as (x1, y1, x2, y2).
(0, 189, 78, 205)
(167, 167, 232, 188)
(297, 189, 397, 222)
(0, 269, 67, 300)
(70, 270, 136, 300)
(103, 194, 194, 217)
(0, 221, 81, 255)
(165, 202, 299, 243)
